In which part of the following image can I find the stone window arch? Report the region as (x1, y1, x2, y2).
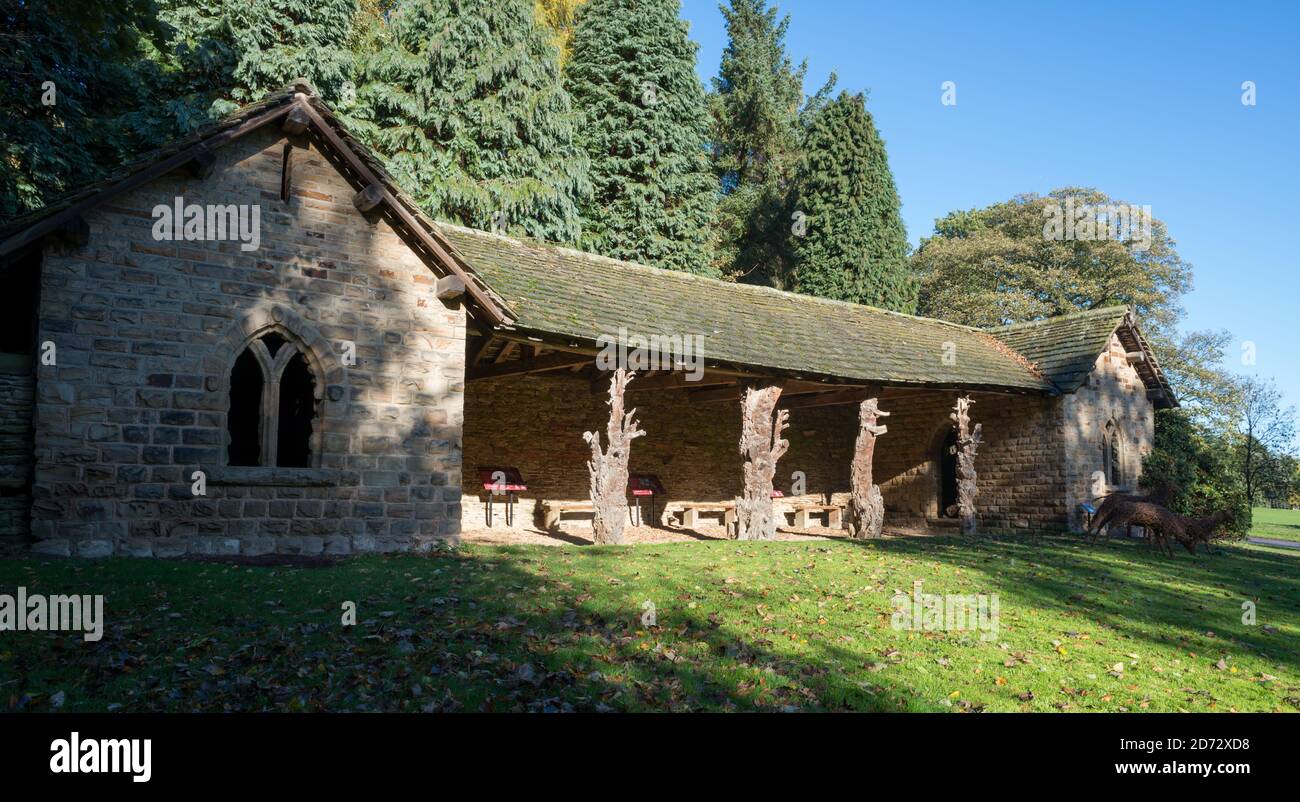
(1102, 419, 1124, 488)
(227, 330, 319, 468)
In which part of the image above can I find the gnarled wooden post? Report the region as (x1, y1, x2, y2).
(736, 384, 789, 540)
(584, 369, 645, 544)
(950, 395, 983, 535)
(849, 398, 889, 538)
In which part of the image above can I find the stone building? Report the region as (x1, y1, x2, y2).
(0, 84, 1175, 557)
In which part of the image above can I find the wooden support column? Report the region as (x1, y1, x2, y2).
(736, 384, 789, 540)
(950, 395, 984, 535)
(583, 369, 645, 544)
(849, 398, 889, 539)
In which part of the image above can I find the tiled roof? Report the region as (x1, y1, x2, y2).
(990, 307, 1131, 392)
(439, 223, 1056, 392)
(990, 307, 1176, 406)
(2, 84, 1169, 400)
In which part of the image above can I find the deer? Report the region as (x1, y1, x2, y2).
(1086, 480, 1179, 545)
(1093, 503, 1232, 557)
(1171, 510, 1234, 555)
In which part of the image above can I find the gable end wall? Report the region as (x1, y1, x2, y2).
(29, 126, 466, 557)
(1059, 332, 1156, 530)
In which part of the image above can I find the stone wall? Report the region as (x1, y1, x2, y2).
(30, 126, 466, 557)
(871, 391, 1068, 532)
(0, 367, 34, 549)
(1060, 332, 1155, 530)
(463, 373, 1072, 534)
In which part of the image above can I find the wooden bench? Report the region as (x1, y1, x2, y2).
(541, 500, 591, 529)
(540, 500, 627, 529)
(672, 502, 736, 530)
(786, 504, 844, 529)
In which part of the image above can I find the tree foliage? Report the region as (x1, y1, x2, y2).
(1235, 377, 1297, 506)
(708, 0, 809, 286)
(534, 0, 587, 67)
(158, 0, 360, 116)
(350, 0, 590, 242)
(0, 0, 170, 222)
(1142, 410, 1251, 539)
(788, 91, 914, 310)
(913, 188, 1192, 332)
(566, 0, 717, 274)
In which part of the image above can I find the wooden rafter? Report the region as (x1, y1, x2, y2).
(467, 350, 591, 381)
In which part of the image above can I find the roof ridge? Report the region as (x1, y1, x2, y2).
(434, 221, 989, 336)
(989, 305, 1131, 331)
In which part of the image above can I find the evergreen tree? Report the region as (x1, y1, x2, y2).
(352, 0, 590, 243)
(157, 0, 361, 116)
(0, 0, 169, 222)
(566, 0, 717, 274)
(708, 0, 814, 286)
(789, 91, 914, 311)
(534, 0, 586, 67)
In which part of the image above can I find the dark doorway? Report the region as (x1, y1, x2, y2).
(938, 428, 958, 517)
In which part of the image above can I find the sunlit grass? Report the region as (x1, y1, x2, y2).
(1, 533, 1297, 712)
(1251, 507, 1300, 543)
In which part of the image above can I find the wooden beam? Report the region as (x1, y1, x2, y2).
(780, 387, 877, 409)
(625, 372, 738, 393)
(491, 341, 517, 364)
(187, 146, 217, 179)
(352, 184, 384, 216)
(279, 144, 293, 202)
(435, 274, 465, 301)
(468, 351, 591, 381)
(282, 105, 311, 136)
(690, 379, 857, 404)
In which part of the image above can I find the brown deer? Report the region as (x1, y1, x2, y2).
(1086, 481, 1178, 545)
(1093, 503, 1232, 557)
(1171, 510, 1233, 555)
(1090, 500, 1184, 556)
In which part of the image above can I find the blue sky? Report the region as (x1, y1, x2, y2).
(680, 0, 1299, 428)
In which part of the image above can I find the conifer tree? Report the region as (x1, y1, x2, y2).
(566, 0, 717, 274)
(0, 0, 169, 221)
(155, 0, 361, 116)
(534, 0, 587, 67)
(789, 91, 914, 311)
(708, 0, 812, 286)
(352, 0, 590, 243)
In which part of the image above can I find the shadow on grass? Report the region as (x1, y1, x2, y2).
(1, 532, 1296, 712)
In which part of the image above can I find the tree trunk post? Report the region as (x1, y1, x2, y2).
(736, 384, 789, 540)
(584, 369, 645, 544)
(849, 397, 889, 538)
(950, 395, 983, 535)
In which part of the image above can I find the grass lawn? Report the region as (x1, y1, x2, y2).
(2, 534, 1297, 713)
(1251, 507, 1300, 543)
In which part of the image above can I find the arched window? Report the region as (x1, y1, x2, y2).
(227, 332, 318, 467)
(1102, 420, 1123, 487)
